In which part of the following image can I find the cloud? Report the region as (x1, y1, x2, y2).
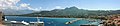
(0, 0, 43, 13)
(0, 0, 41, 11)
(7, 0, 20, 3)
(27, 7, 42, 11)
(55, 6, 61, 9)
(43, 6, 64, 11)
(32, 7, 41, 11)
(19, 3, 41, 11)
(0, 0, 20, 6)
(0, 0, 20, 10)
(20, 3, 30, 7)
(54, 6, 62, 9)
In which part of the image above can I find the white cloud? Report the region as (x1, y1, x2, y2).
(20, 3, 30, 7)
(33, 7, 42, 11)
(0, 0, 20, 10)
(0, 0, 41, 11)
(55, 6, 61, 9)
(0, 0, 20, 6)
(52, 6, 64, 10)
(19, 3, 41, 11)
(8, 0, 20, 3)
(27, 7, 42, 11)
(54, 6, 62, 9)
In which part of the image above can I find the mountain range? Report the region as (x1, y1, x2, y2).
(22, 6, 120, 17)
(5, 6, 120, 18)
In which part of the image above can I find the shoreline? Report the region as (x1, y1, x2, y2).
(5, 16, 105, 19)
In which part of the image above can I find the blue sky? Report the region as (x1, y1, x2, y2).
(18, 0, 120, 10)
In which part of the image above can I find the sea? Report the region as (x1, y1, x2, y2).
(5, 16, 102, 26)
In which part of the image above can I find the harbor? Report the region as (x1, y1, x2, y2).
(2, 12, 120, 26)
(2, 13, 120, 26)
(5, 16, 101, 26)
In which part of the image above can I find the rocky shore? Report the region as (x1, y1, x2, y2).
(100, 15, 120, 26)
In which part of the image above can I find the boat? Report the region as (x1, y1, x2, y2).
(65, 22, 72, 24)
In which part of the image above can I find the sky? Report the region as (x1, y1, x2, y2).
(1, 0, 120, 11)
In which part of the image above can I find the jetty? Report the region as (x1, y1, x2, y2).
(65, 18, 81, 24)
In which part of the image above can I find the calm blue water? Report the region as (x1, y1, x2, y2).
(5, 16, 101, 26)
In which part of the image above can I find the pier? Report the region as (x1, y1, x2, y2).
(65, 18, 81, 24)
